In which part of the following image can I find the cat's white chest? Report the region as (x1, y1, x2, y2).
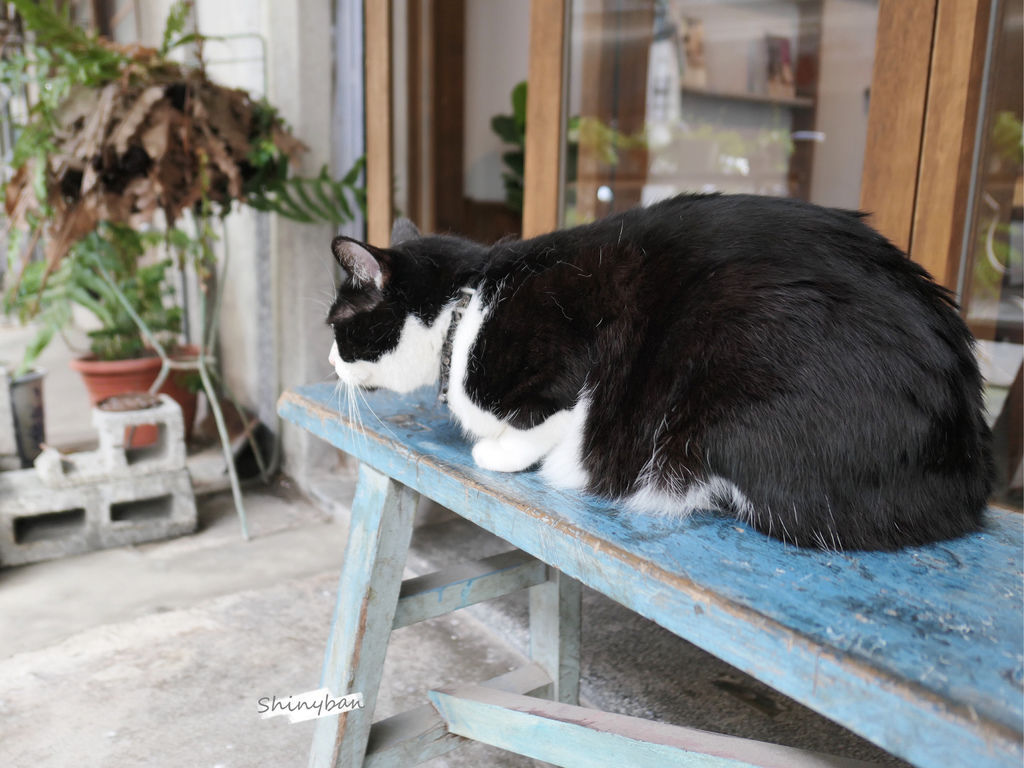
(446, 292, 506, 440)
(445, 291, 587, 487)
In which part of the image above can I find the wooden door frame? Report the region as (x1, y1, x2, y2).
(523, 0, 570, 237)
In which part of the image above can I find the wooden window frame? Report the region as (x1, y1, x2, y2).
(365, 0, 994, 286)
(861, 0, 993, 289)
(365, 0, 394, 247)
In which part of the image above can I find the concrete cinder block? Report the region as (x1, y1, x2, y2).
(0, 473, 104, 565)
(0, 392, 197, 567)
(0, 467, 197, 567)
(33, 395, 186, 487)
(99, 470, 197, 550)
(93, 394, 186, 475)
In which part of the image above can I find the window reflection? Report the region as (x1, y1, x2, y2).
(565, 0, 877, 223)
(961, 0, 1023, 511)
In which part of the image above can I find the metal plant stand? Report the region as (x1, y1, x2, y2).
(90, 219, 272, 540)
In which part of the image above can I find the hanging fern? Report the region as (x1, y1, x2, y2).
(246, 159, 366, 225)
(1, 0, 367, 375)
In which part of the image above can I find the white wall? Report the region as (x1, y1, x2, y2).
(463, 0, 531, 202)
(134, 0, 341, 484)
(192, 1, 273, 428)
(264, 0, 338, 484)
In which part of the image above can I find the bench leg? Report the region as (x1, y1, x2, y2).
(309, 463, 418, 768)
(529, 567, 582, 704)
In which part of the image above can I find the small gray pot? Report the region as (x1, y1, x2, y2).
(9, 368, 46, 468)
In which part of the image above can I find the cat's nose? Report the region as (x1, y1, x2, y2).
(328, 342, 340, 368)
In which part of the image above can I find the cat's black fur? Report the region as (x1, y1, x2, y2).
(328, 194, 992, 550)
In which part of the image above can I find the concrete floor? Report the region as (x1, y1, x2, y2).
(1, 325, 536, 767)
(0, 486, 542, 767)
(0, 483, 909, 768)
(0, 325, 907, 767)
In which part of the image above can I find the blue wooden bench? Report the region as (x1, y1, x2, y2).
(278, 382, 1023, 768)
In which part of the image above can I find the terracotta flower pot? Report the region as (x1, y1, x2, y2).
(70, 346, 199, 446)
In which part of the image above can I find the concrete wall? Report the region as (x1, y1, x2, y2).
(133, 1, 345, 487)
(193, 2, 275, 430)
(265, 0, 339, 485)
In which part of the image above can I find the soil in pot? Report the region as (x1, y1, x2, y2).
(69, 347, 199, 447)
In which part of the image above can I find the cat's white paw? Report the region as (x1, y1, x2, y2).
(472, 438, 536, 473)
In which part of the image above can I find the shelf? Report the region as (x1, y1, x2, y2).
(680, 85, 815, 109)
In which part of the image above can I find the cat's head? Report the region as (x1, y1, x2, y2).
(326, 218, 453, 392)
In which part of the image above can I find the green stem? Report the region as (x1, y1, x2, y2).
(203, 217, 228, 355)
(89, 254, 168, 362)
(198, 354, 250, 540)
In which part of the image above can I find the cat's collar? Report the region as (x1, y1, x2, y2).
(438, 287, 476, 405)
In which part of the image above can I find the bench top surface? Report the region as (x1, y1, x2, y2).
(280, 383, 1024, 766)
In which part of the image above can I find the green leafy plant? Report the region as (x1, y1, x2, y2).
(490, 81, 530, 213)
(1, 0, 365, 373)
(6, 223, 184, 375)
(491, 81, 646, 214)
(991, 110, 1023, 169)
(491, 81, 582, 213)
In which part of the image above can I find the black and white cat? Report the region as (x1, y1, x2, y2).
(327, 194, 992, 551)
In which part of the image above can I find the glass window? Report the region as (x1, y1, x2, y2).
(960, 0, 1023, 512)
(562, 0, 878, 225)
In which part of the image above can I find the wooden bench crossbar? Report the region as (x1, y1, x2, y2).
(364, 664, 552, 767)
(429, 685, 875, 768)
(279, 383, 1024, 768)
(394, 549, 549, 629)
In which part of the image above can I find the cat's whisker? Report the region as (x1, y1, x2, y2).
(814, 530, 830, 552)
(778, 511, 793, 547)
(354, 385, 367, 443)
(345, 381, 369, 446)
(304, 294, 336, 315)
(352, 386, 370, 440)
(352, 384, 402, 443)
(333, 378, 345, 420)
(318, 255, 340, 288)
(346, 382, 360, 436)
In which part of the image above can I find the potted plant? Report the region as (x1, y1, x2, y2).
(0, 1, 364, 448)
(491, 81, 639, 223)
(7, 221, 200, 444)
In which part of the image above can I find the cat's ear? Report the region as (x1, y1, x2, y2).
(390, 217, 421, 246)
(328, 289, 382, 324)
(331, 237, 384, 289)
